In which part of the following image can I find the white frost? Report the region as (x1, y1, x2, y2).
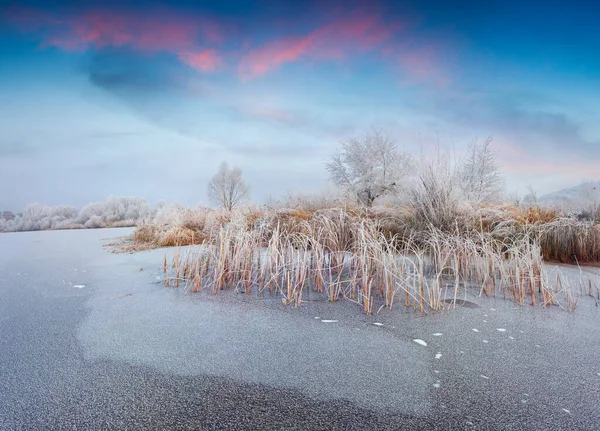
(413, 339, 427, 347)
(433, 383, 440, 388)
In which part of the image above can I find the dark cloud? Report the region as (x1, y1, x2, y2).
(84, 49, 182, 94)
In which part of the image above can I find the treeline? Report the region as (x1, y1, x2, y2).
(0, 196, 155, 232)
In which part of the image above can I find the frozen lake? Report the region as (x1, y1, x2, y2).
(1, 228, 599, 430)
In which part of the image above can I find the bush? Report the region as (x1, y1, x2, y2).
(0, 196, 152, 232)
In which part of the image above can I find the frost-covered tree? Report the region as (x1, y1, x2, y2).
(522, 185, 539, 207)
(460, 137, 504, 204)
(17, 204, 78, 231)
(207, 162, 250, 210)
(326, 129, 412, 207)
(410, 152, 466, 231)
(77, 196, 151, 226)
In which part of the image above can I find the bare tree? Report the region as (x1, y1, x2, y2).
(410, 151, 465, 231)
(522, 184, 539, 207)
(207, 162, 250, 210)
(460, 137, 504, 204)
(326, 129, 412, 207)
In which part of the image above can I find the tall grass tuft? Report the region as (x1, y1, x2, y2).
(162, 210, 583, 314)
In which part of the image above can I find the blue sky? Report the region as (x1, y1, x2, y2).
(0, 0, 598, 209)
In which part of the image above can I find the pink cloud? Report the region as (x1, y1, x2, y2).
(238, 11, 400, 79)
(6, 6, 223, 58)
(178, 50, 222, 72)
(7, 4, 450, 85)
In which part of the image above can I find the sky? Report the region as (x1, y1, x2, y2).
(0, 0, 598, 210)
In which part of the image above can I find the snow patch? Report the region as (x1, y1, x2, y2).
(73, 285, 86, 289)
(373, 322, 384, 326)
(472, 328, 479, 333)
(562, 409, 571, 414)
(321, 320, 338, 323)
(480, 375, 489, 380)
(435, 353, 442, 359)
(433, 383, 440, 388)
(496, 328, 507, 332)
(432, 333, 443, 336)
(413, 339, 427, 347)
(482, 340, 489, 343)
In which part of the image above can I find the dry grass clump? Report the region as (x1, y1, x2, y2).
(115, 206, 211, 251)
(157, 226, 206, 248)
(133, 223, 159, 244)
(162, 211, 585, 314)
(268, 208, 313, 236)
(538, 219, 600, 264)
(506, 205, 559, 226)
(125, 202, 600, 268)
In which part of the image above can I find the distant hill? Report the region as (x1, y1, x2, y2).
(539, 181, 600, 209)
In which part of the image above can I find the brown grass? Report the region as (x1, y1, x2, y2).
(158, 210, 589, 314)
(121, 203, 600, 271)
